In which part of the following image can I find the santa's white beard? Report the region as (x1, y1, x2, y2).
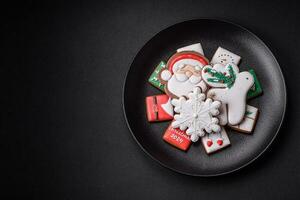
(167, 74, 206, 97)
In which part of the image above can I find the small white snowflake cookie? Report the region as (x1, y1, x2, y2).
(171, 87, 221, 142)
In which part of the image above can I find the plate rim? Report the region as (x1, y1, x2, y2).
(122, 18, 287, 177)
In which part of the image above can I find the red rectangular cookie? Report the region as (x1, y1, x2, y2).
(146, 94, 173, 122)
(163, 125, 191, 151)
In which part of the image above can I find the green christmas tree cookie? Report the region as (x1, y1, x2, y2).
(247, 69, 263, 99)
(148, 61, 166, 91)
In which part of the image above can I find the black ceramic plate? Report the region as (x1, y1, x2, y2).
(123, 19, 286, 176)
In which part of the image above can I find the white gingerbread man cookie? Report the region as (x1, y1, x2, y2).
(207, 70, 254, 125)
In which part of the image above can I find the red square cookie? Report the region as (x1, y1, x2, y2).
(146, 94, 173, 122)
(163, 125, 191, 151)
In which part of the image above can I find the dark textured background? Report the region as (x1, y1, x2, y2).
(2, 0, 299, 199)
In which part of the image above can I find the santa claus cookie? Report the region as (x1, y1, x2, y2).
(206, 64, 254, 125)
(159, 51, 209, 99)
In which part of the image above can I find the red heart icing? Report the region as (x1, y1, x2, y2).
(217, 139, 223, 146)
(207, 140, 213, 147)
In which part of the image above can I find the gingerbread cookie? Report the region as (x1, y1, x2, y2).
(177, 43, 204, 55)
(211, 47, 241, 66)
(163, 124, 191, 151)
(148, 61, 167, 92)
(229, 105, 259, 133)
(171, 87, 221, 142)
(207, 69, 254, 125)
(202, 63, 240, 125)
(144, 43, 263, 155)
(247, 69, 263, 99)
(159, 51, 209, 99)
(146, 94, 173, 122)
(201, 127, 230, 154)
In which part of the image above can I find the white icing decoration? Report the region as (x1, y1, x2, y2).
(165, 54, 209, 97)
(171, 87, 221, 142)
(202, 63, 240, 88)
(165, 57, 208, 97)
(175, 73, 189, 82)
(167, 74, 207, 98)
(177, 43, 204, 55)
(161, 98, 174, 117)
(189, 75, 201, 84)
(207, 71, 254, 125)
(177, 63, 185, 70)
(218, 103, 228, 125)
(211, 47, 241, 65)
(195, 65, 201, 71)
(160, 69, 172, 81)
(198, 81, 207, 93)
(201, 127, 230, 154)
(229, 105, 258, 133)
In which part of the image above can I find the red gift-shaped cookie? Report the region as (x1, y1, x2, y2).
(146, 94, 173, 122)
(163, 125, 191, 151)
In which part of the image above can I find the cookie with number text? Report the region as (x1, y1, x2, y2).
(163, 124, 191, 151)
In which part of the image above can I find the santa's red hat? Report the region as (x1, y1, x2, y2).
(166, 51, 209, 74)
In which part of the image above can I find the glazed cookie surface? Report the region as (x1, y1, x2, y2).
(202, 63, 240, 88)
(177, 43, 204, 55)
(171, 87, 221, 142)
(148, 61, 167, 91)
(229, 105, 259, 133)
(211, 47, 241, 65)
(247, 69, 263, 99)
(207, 71, 254, 125)
(163, 124, 191, 151)
(201, 127, 230, 154)
(146, 94, 173, 122)
(159, 51, 209, 98)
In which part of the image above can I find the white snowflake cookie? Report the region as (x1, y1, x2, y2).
(171, 87, 221, 142)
